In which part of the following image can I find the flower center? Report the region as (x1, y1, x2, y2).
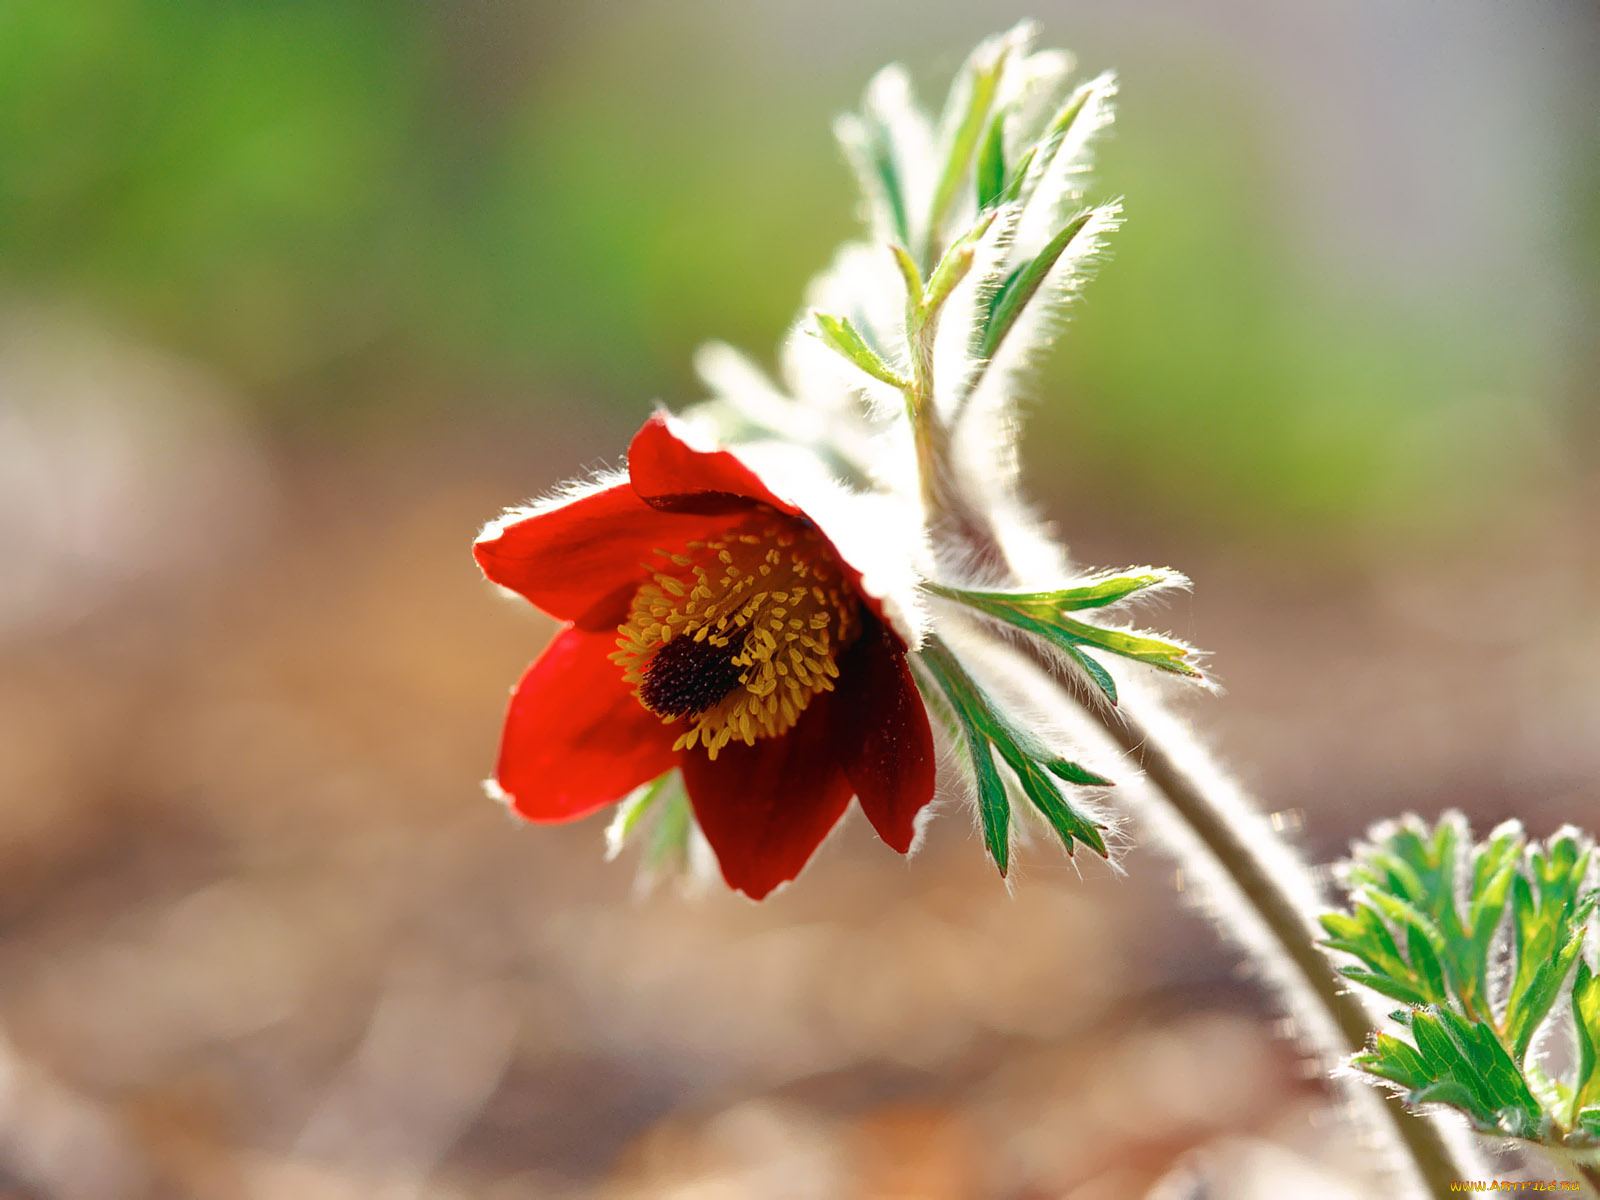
(613, 509, 860, 759)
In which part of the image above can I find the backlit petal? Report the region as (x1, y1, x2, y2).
(832, 621, 936, 853)
(681, 693, 853, 899)
(494, 625, 680, 822)
(475, 476, 730, 628)
(627, 412, 799, 516)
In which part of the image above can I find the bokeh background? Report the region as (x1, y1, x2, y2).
(3, 2, 1597, 1197)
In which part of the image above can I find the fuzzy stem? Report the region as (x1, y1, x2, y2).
(1079, 688, 1472, 1198)
(929, 508, 1473, 1199)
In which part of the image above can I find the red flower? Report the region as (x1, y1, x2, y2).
(475, 413, 937, 899)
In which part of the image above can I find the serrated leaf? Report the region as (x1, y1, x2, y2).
(925, 582, 1201, 693)
(1509, 925, 1588, 1062)
(1354, 1033, 1431, 1090)
(999, 747, 1107, 857)
(1407, 922, 1450, 1005)
(1574, 963, 1600, 1117)
(1340, 966, 1430, 1008)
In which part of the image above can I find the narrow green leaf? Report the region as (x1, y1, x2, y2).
(1339, 966, 1429, 1008)
(605, 771, 673, 860)
(1054, 613, 1200, 677)
(979, 209, 1094, 360)
(923, 210, 998, 316)
(1407, 923, 1450, 1005)
(1571, 962, 1600, 1118)
(966, 726, 1011, 875)
(927, 32, 1011, 259)
(1042, 756, 1114, 788)
(644, 782, 693, 873)
(913, 635, 1106, 865)
(976, 113, 1006, 210)
(995, 746, 1107, 858)
(1509, 925, 1588, 1062)
(890, 243, 923, 301)
(868, 120, 911, 248)
(811, 312, 909, 388)
(1051, 572, 1175, 610)
(1062, 643, 1117, 704)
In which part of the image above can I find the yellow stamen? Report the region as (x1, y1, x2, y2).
(612, 509, 859, 760)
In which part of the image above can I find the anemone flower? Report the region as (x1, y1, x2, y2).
(475, 412, 936, 899)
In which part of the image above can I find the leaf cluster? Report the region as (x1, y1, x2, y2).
(815, 22, 1119, 415)
(914, 635, 1108, 875)
(927, 573, 1199, 705)
(1321, 815, 1600, 1148)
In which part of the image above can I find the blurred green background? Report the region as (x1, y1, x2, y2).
(1, 3, 1597, 1199)
(5, 0, 1593, 540)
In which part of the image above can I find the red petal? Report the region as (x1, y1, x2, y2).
(628, 413, 799, 516)
(494, 625, 680, 822)
(475, 481, 730, 628)
(680, 694, 853, 899)
(831, 621, 936, 853)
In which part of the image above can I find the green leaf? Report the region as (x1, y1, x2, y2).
(1340, 966, 1430, 1008)
(913, 635, 1108, 871)
(811, 311, 909, 389)
(1000, 78, 1095, 205)
(1354, 1033, 1432, 1090)
(1050, 571, 1179, 611)
(926, 28, 1014, 259)
(979, 208, 1094, 360)
(1406, 922, 1450, 1006)
(976, 113, 1006, 210)
(1325, 816, 1600, 1150)
(924, 580, 1201, 693)
(1509, 925, 1588, 1062)
(1577, 1108, 1600, 1141)
(644, 781, 693, 874)
(965, 723, 1011, 876)
(1055, 613, 1200, 678)
(1574, 963, 1600, 1117)
(922, 210, 998, 316)
(605, 771, 673, 860)
(1062, 643, 1117, 704)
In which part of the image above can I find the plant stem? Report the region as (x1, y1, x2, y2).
(1079, 689, 1472, 1199)
(924, 482, 1473, 1198)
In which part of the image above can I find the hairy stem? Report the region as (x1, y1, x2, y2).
(926, 486, 1473, 1198)
(1080, 688, 1472, 1198)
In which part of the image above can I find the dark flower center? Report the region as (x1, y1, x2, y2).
(637, 634, 748, 719)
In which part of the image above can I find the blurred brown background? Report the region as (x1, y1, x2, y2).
(2, 2, 1597, 1197)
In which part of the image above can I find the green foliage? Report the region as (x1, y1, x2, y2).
(605, 770, 695, 884)
(810, 313, 908, 388)
(914, 636, 1109, 875)
(979, 210, 1095, 362)
(1323, 815, 1600, 1149)
(926, 575, 1200, 705)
